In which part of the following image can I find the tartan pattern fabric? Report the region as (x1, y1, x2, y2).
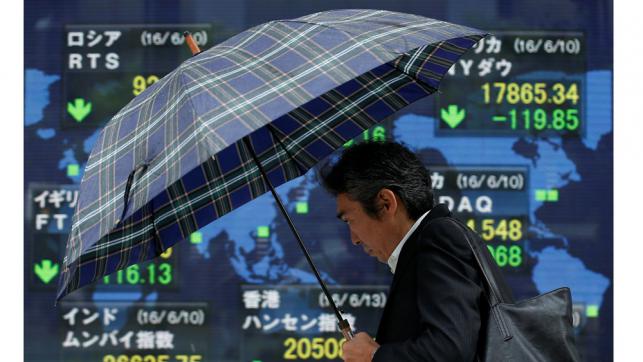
(57, 9, 485, 300)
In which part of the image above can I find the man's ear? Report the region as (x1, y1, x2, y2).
(377, 188, 398, 216)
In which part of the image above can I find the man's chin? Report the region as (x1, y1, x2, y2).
(365, 252, 381, 262)
(364, 250, 385, 263)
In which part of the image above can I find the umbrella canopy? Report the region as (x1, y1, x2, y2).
(57, 9, 485, 301)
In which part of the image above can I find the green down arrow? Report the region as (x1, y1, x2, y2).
(34, 259, 59, 284)
(440, 105, 466, 129)
(67, 98, 92, 122)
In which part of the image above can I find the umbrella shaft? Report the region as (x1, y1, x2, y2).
(242, 137, 346, 323)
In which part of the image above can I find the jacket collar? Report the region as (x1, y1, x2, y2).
(387, 204, 451, 297)
(376, 204, 451, 339)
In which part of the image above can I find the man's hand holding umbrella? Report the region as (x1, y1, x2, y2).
(342, 332, 380, 362)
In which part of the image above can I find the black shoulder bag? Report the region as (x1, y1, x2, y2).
(447, 217, 582, 361)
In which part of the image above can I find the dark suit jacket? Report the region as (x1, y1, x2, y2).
(373, 204, 514, 361)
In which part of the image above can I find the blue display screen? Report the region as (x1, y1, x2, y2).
(25, 1, 612, 361)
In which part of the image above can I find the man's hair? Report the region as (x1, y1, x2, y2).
(320, 141, 434, 220)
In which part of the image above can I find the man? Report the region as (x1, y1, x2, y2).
(320, 141, 513, 361)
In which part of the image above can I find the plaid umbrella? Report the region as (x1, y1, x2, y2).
(57, 10, 484, 321)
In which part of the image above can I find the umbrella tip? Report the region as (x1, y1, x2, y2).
(183, 31, 202, 56)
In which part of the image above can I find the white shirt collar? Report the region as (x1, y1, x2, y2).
(387, 209, 431, 274)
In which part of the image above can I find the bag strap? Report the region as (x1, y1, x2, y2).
(440, 217, 514, 340)
(446, 218, 505, 304)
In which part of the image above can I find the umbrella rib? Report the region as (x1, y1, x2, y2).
(265, 123, 308, 176)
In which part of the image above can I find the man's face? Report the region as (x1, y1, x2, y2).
(335, 193, 392, 263)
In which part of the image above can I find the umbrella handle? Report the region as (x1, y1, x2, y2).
(338, 318, 354, 341)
